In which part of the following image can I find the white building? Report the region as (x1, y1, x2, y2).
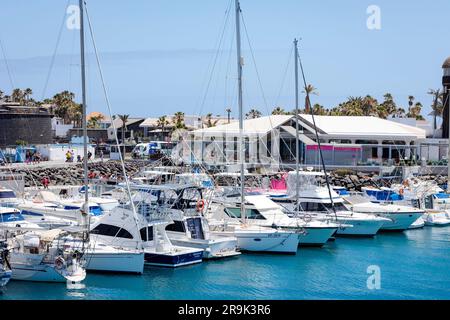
(173, 115, 429, 169)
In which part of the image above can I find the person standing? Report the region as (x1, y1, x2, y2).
(41, 176, 50, 189)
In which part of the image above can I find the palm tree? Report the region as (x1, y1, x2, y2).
(271, 107, 286, 115)
(23, 88, 33, 104)
(118, 114, 130, 157)
(428, 89, 443, 131)
(87, 114, 105, 129)
(245, 108, 262, 119)
(225, 108, 232, 123)
(361, 95, 378, 116)
(172, 112, 187, 130)
(11, 88, 24, 104)
(204, 113, 219, 128)
(379, 93, 397, 117)
(312, 104, 327, 115)
(157, 115, 170, 140)
(302, 84, 318, 113)
(409, 102, 424, 120)
(407, 95, 415, 116)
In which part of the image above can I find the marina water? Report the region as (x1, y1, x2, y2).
(1, 226, 449, 300)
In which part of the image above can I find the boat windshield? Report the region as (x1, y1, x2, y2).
(0, 212, 25, 222)
(297, 202, 349, 212)
(224, 207, 266, 220)
(0, 191, 16, 199)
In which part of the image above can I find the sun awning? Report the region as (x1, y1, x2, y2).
(280, 126, 316, 145)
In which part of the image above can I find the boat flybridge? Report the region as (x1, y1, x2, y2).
(130, 183, 240, 260)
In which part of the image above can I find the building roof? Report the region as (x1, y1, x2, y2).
(298, 115, 426, 139)
(187, 114, 426, 140)
(443, 56, 450, 68)
(111, 117, 144, 128)
(192, 115, 293, 135)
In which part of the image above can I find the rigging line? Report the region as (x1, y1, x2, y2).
(297, 46, 338, 220)
(274, 44, 294, 108)
(0, 37, 14, 91)
(41, 0, 71, 101)
(239, 11, 269, 111)
(224, 22, 235, 112)
(197, 0, 233, 117)
(84, 1, 142, 245)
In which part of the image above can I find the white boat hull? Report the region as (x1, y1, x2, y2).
(335, 219, 385, 236)
(84, 251, 144, 274)
(380, 212, 423, 231)
(169, 236, 240, 259)
(213, 230, 299, 254)
(10, 263, 67, 282)
(299, 227, 337, 246)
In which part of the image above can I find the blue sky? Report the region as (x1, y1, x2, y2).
(1, 0, 449, 120)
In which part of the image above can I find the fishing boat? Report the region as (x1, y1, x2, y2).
(133, 184, 240, 259)
(88, 202, 202, 268)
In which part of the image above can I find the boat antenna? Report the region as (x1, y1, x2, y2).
(79, 0, 91, 245)
(235, 0, 246, 224)
(296, 42, 337, 219)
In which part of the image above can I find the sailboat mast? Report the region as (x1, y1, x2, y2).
(235, 0, 245, 223)
(294, 38, 300, 205)
(79, 0, 89, 219)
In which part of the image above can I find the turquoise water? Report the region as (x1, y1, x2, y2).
(1, 226, 449, 300)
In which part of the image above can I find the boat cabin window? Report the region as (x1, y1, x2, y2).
(424, 195, 434, 209)
(0, 212, 25, 222)
(224, 207, 266, 220)
(297, 202, 348, 212)
(0, 191, 16, 198)
(91, 223, 133, 239)
(166, 220, 186, 233)
(139, 226, 154, 241)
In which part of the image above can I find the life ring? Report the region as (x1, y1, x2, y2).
(55, 256, 66, 270)
(196, 199, 205, 212)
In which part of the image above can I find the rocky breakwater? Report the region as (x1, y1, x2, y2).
(4, 160, 144, 187)
(317, 169, 380, 191)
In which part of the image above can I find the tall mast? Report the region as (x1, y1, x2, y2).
(79, 0, 89, 224)
(294, 38, 300, 205)
(235, 0, 245, 223)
